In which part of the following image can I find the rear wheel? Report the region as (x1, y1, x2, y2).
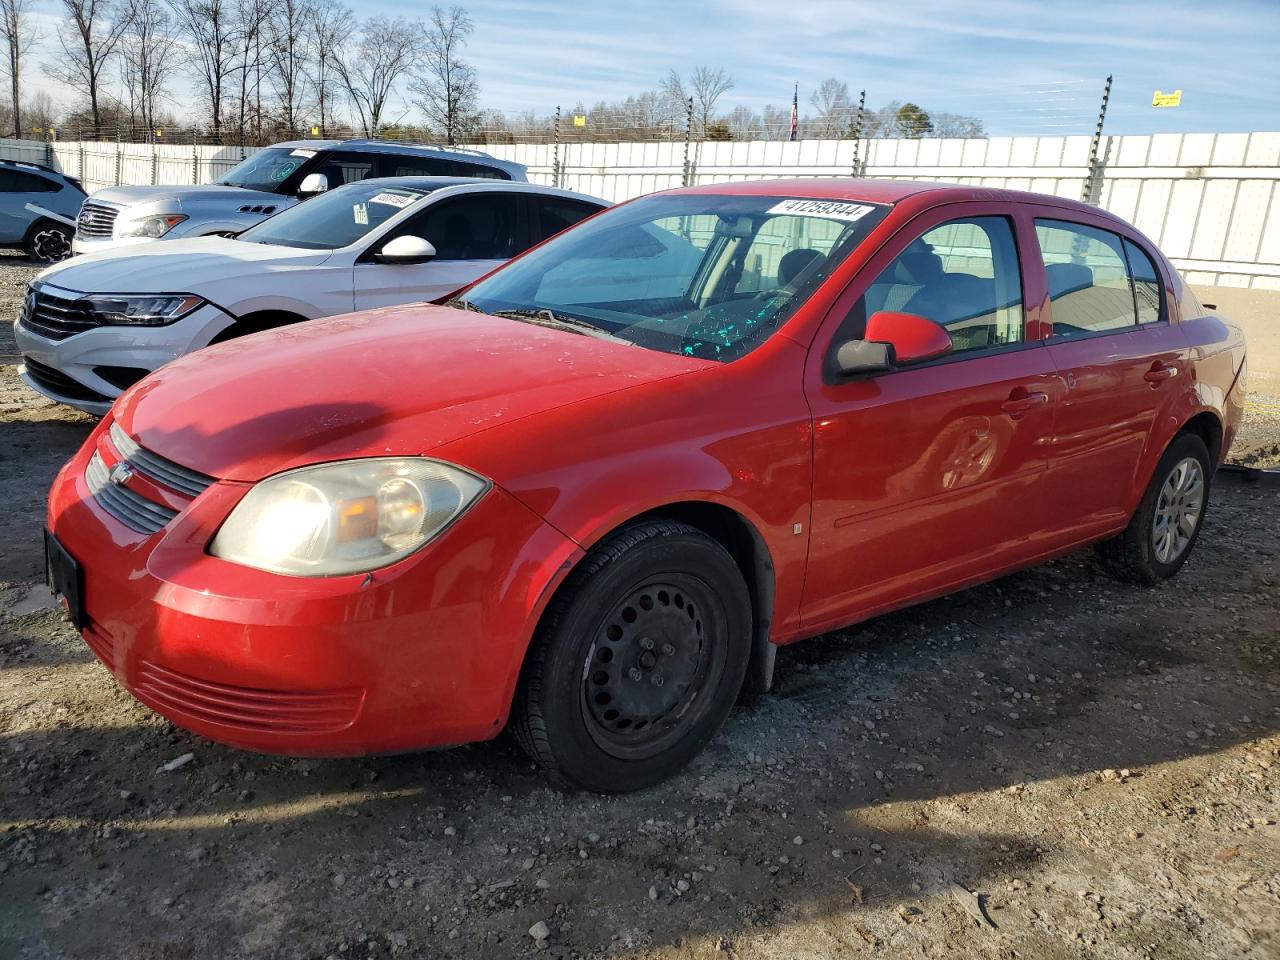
(511, 520, 751, 792)
(1099, 433, 1211, 584)
(26, 222, 73, 263)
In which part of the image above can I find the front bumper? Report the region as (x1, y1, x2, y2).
(47, 424, 583, 755)
(14, 304, 237, 415)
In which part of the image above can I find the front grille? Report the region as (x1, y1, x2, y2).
(18, 285, 99, 341)
(21, 357, 111, 403)
(135, 659, 364, 734)
(76, 200, 119, 239)
(86, 452, 178, 534)
(108, 422, 214, 497)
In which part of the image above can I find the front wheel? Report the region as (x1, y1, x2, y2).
(26, 222, 74, 263)
(511, 520, 752, 792)
(1099, 432, 1212, 584)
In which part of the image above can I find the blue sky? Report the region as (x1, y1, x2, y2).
(27, 0, 1280, 136)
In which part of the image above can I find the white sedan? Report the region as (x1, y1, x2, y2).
(15, 177, 607, 415)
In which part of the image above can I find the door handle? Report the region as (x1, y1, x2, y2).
(1001, 390, 1049, 418)
(1144, 362, 1178, 384)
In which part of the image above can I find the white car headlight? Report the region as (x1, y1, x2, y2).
(85, 293, 205, 325)
(210, 458, 489, 577)
(118, 214, 187, 238)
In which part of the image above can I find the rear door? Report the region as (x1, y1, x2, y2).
(0, 168, 61, 243)
(353, 191, 525, 309)
(800, 204, 1061, 631)
(1031, 213, 1188, 538)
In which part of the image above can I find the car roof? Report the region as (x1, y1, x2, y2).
(0, 158, 66, 177)
(337, 176, 608, 206)
(266, 138, 526, 175)
(676, 177, 1106, 216)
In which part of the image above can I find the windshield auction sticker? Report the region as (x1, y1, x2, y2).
(370, 192, 415, 208)
(766, 199, 875, 222)
(289, 149, 317, 158)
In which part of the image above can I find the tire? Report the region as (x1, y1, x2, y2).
(25, 221, 73, 263)
(1099, 432, 1212, 585)
(511, 519, 752, 792)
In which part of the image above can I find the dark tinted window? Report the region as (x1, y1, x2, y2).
(532, 198, 601, 244)
(416, 194, 520, 260)
(0, 169, 59, 192)
(310, 151, 375, 187)
(1036, 219, 1137, 336)
(850, 216, 1024, 355)
(381, 155, 454, 177)
(1124, 238, 1163, 325)
(453, 161, 509, 180)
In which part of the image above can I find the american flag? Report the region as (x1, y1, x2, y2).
(788, 83, 799, 141)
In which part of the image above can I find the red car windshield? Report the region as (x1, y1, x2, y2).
(460, 193, 890, 362)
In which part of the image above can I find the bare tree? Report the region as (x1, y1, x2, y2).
(264, 0, 311, 136)
(45, 0, 132, 130)
(0, 0, 35, 138)
(688, 65, 732, 137)
(170, 0, 236, 136)
(410, 4, 477, 144)
(809, 77, 851, 137)
(231, 0, 270, 143)
(335, 16, 420, 137)
(119, 0, 176, 133)
(304, 0, 345, 136)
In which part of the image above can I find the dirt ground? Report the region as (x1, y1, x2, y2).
(1, 255, 1277, 960)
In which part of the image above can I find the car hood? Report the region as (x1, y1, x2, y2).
(39, 236, 332, 293)
(114, 304, 712, 482)
(88, 184, 281, 209)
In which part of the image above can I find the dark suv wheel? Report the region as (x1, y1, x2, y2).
(511, 519, 752, 792)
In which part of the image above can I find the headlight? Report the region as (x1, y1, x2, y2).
(84, 293, 205, 325)
(209, 458, 490, 577)
(118, 214, 187, 238)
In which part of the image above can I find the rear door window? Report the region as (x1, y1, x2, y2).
(310, 151, 376, 187)
(1124, 238, 1163, 325)
(530, 197, 602, 244)
(1035, 219, 1139, 336)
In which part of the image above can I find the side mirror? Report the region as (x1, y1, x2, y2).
(297, 172, 329, 196)
(832, 311, 953, 378)
(374, 235, 437, 265)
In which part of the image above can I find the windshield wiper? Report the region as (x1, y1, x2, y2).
(491, 308, 632, 344)
(445, 297, 486, 313)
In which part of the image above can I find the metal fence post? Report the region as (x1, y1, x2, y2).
(851, 88, 866, 177)
(78, 126, 85, 180)
(1082, 74, 1113, 204)
(681, 96, 694, 187)
(114, 134, 122, 186)
(191, 130, 198, 184)
(552, 106, 561, 189)
(151, 140, 159, 184)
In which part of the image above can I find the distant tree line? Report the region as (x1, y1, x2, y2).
(0, 1, 985, 145)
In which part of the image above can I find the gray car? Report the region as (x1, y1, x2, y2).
(0, 160, 86, 262)
(72, 139, 527, 255)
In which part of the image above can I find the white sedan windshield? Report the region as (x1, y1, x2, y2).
(237, 183, 428, 250)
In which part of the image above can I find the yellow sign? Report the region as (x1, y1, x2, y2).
(573, 115, 586, 127)
(311, 126, 320, 136)
(1152, 90, 1182, 108)
(155, 129, 163, 138)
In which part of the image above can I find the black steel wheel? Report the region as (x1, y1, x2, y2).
(512, 519, 751, 792)
(26, 222, 73, 263)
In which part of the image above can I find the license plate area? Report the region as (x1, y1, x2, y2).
(44, 528, 85, 629)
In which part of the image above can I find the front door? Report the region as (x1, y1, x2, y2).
(801, 208, 1060, 631)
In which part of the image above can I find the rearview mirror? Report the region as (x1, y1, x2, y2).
(832, 310, 953, 378)
(374, 235, 437, 265)
(298, 172, 329, 196)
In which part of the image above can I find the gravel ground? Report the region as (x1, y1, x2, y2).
(1, 254, 1277, 959)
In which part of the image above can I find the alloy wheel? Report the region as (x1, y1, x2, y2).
(1152, 456, 1205, 564)
(31, 227, 72, 263)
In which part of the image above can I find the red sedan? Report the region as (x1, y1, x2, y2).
(46, 180, 1247, 791)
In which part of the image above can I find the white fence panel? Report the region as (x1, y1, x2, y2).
(1, 132, 1277, 286)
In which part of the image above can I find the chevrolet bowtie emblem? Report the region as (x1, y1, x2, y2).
(109, 461, 135, 486)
